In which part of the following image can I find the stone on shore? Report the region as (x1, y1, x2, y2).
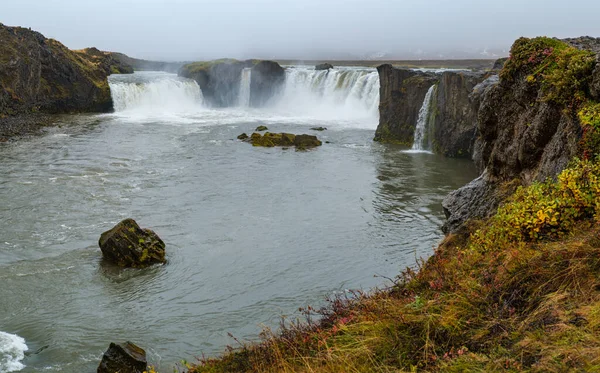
(99, 219, 166, 268)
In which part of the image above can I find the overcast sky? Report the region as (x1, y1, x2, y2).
(3, 0, 600, 61)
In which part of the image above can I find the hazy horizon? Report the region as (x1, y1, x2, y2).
(3, 0, 600, 61)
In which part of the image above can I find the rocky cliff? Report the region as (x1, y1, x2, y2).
(430, 71, 487, 157)
(179, 59, 285, 108)
(0, 23, 132, 121)
(373, 65, 438, 145)
(443, 37, 600, 233)
(374, 64, 487, 157)
(249, 61, 285, 107)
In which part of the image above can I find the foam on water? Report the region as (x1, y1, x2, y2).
(0, 332, 28, 372)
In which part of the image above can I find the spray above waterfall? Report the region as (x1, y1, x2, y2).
(411, 85, 436, 151)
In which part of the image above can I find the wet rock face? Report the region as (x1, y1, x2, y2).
(431, 71, 487, 158)
(374, 64, 438, 144)
(250, 61, 285, 107)
(315, 63, 334, 71)
(99, 219, 166, 268)
(97, 342, 147, 373)
(0, 23, 132, 118)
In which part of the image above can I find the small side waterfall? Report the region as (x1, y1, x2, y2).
(411, 85, 436, 151)
(238, 68, 251, 107)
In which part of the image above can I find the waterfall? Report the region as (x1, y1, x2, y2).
(108, 72, 203, 113)
(238, 68, 252, 107)
(411, 85, 436, 151)
(274, 67, 380, 122)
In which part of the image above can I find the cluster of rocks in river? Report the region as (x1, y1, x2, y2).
(238, 131, 322, 149)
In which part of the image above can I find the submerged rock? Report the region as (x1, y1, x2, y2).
(315, 63, 334, 71)
(310, 126, 327, 131)
(99, 219, 166, 268)
(255, 125, 268, 131)
(97, 341, 147, 373)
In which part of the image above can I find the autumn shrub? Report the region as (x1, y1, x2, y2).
(470, 158, 600, 250)
(579, 102, 600, 158)
(500, 37, 596, 106)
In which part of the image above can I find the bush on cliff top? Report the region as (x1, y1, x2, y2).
(501, 37, 596, 107)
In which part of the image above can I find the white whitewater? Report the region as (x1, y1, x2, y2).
(109, 72, 203, 113)
(238, 68, 252, 107)
(274, 67, 380, 123)
(411, 85, 436, 151)
(0, 331, 28, 372)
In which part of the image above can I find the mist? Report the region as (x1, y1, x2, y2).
(3, 0, 600, 61)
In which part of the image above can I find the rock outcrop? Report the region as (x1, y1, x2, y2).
(179, 59, 286, 108)
(99, 219, 166, 268)
(97, 342, 147, 373)
(315, 63, 334, 71)
(430, 71, 487, 157)
(179, 59, 251, 107)
(374, 65, 438, 145)
(250, 61, 285, 107)
(0, 23, 132, 120)
(375, 64, 486, 156)
(241, 132, 322, 149)
(442, 37, 599, 233)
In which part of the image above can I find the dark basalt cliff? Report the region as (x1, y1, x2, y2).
(0, 23, 132, 121)
(179, 59, 285, 108)
(442, 37, 600, 233)
(249, 61, 285, 107)
(178, 59, 251, 107)
(374, 65, 438, 145)
(431, 71, 487, 157)
(375, 64, 487, 158)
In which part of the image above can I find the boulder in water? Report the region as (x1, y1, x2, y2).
(310, 126, 327, 131)
(237, 133, 249, 140)
(315, 63, 334, 71)
(246, 132, 321, 149)
(97, 341, 147, 373)
(294, 134, 323, 150)
(99, 219, 166, 268)
(255, 125, 268, 131)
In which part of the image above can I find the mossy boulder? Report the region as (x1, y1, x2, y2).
(294, 134, 322, 149)
(97, 341, 147, 373)
(255, 125, 268, 131)
(245, 132, 321, 149)
(98, 219, 166, 268)
(237, 133, 249, 140)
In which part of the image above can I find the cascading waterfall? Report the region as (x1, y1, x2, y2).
(411, 85, 436, 151)
(274, 67, 380, 122)
(238, 68, 252, 107)
(108, 72, 203, 113)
